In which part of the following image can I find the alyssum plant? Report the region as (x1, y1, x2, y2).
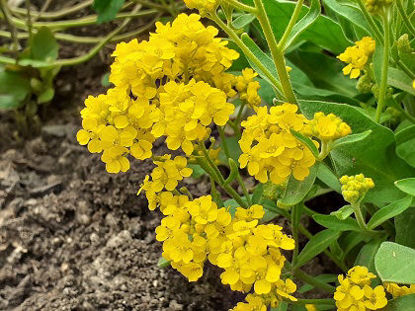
(77, 0, 415, 310)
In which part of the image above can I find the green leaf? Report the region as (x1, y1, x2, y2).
(290, 129, 319, 158)
(375, 242, 415, 284)
(299, 100, 415, 205)
(240, 33, 279, 88)
(101, 72, 111, 87)
(249, 0, 351, 53)
(395, 178, 415, 197)
(278, 164, 318, 207)
(322, 0, 370, 35)
(313, 214, 362, 232)
(251, 184, 264, 204)
(332, 130, 372, 149)
(317, 163, 341, 193)
(298, 274, 337, 293)
(388, 68, 415, 96)
(219, 136, 242, 165)
(232, 13, 256, 29)
(295, 229, 341, 269)
(93, 0, 125, 23)
(395, 207, 415, 248)
(395, 125, 415, 167)
(30, 27, 59, 61)
(331, 204, 354, 220)
(355, 240, 382, 273)
(382, 294, 415, 311)
(285, 0, 321, 48)
(367, 196, 413, 230)
(188, 164, 206, 179)
(157, 256, 171, 268)
(0, 69, 31, 109)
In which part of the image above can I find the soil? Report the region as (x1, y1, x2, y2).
(0, 2, 334, 310)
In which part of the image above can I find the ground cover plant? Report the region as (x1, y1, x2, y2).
(75, 0, 415, 310)
(1, 0, 415, 310)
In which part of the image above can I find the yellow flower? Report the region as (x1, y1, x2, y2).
(340, 174, 375, 204)
(334, 266, 387, 311)
(231, 294, 267, 311)
(239, 104, 317, 185)
(151, 155, 193, 192)
(384, 282, 415, 298)
(235, 68, 262, 107)
(338, 37, 376, 79)
(307, 112, 352, 142)
(183, 0, 218, 14)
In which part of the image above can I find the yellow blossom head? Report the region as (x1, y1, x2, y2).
(308, 112, 352, 142)
(184, 0, 219, 14)
(337, 37, 376, 79)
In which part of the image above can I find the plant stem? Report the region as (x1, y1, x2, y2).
(375, 11, 390, 123)
(351, 202, 367, 230)
(277, 0, 304, 50)
(253, 0, 297, 104)
(209, 13, 284, 96)
(291, 204, 301, 265)
(8, 9, 157, 31)
(11, 0, 93, 19)
(25, 0, 33, 42)
(198, 142, 248, 208)
(1, 0, 19, 60)
(222, 0, 258, 13)
(356, 0, 383, 43)
(396, 0, 415, 37)
(292, 267, 336, 293)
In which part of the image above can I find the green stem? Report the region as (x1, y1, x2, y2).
(299, 224, 348, 272)
(198, 143, 248, 208)
(1, 0, 19, 60)
(396, 0, 415, 37)
(289, 264, 335, 293)
(253, 0, 297, 104)
(222, 0, 258, 13)
(291, 204, 301, 265)
(0, 17, 157, 44)
(277, 0, 304, 50)
(25, 0, 33, 42)
(375, 12, 390, 123)
(209, 13, 284, 96)
(352, 202, 367, 230)
(8, 9, 157, 31)
(356, 0, 383, 43)
(11, 0, 93, 19)
(218, 126, 231, 160)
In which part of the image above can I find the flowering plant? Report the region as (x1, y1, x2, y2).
(77, 0, 415, 310)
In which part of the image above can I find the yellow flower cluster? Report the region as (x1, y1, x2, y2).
(77, 13, 262, 172)
(147, 191, 295, 298)
(184, 0, 218, 14)
(338, 37, 376, 79)
(340, 174, 375, 204)
(364, 0, 393, 14)
(307, 112, 352, 142)
(334, 266, 387, 311)
(384, 282, 415, 298)
(76, 87, 157, 173)
(238, 104, 317, 185)
(235, 69, 262, 108)
(231, 280, 297, 311)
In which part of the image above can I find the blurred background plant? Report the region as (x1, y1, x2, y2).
(0, 0, 182, 137)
